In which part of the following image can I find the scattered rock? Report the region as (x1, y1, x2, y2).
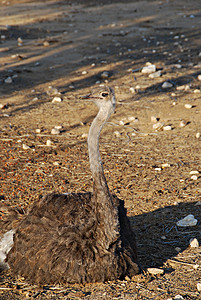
(176, 214, 198, 227)
(141, 64, 156, 74)
(191, 175, 198, 180)
(162, 81, 173, 88)
(43, 41, 50, 47)
(189, 238, 199, 248)
(149, 70, 161, 78)
(197, 74, 201, 81)
(81, 133, 88, 138)
(197, 283, 201, 292)
(152, 122, 164, 131)
(129, 87, 135, 93)
(35, 129, 41, 133)
(179, 120, 187, 128)
(196, 132, 200, 139)
(52, 96, 62, 103)
(81, 70, 87, 75)
(4, 76, 12, 83)
(114, 131, 121, 137)
(46, 86, 60, 96)
(161, 163, 170, 168)
(184, 103, 192, 109)
(174, 295, 184, 300)
(46, 140, 52, 146)
(163, 125, 172, 131)
(51, 128, 60, 135)
(22, 144, 30, 150)
(175, 247, 181, 252)
(194, 89, 200, 93)
(100, 71, 109, 79)
(189, 170, 199, 175)
(147, 268, 164, 275)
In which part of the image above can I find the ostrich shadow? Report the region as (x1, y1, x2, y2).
(129, 201, 201, 271)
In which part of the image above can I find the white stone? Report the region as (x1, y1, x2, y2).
(54, 125, 62, 130)
(163, 125, 172, 131)
(161, 163, 170, 168)
(22, 144, 30, 150)
(100, 71, 109, 79)
(147, 268, 164, 275)
(52, 96, 62, 103)
(149, 70, 161, 78)
(184, 104, 192, 109)
(114, 131, 121, 137)
(179, 120, 187, 128)
(197, 283, 201, 292)
(81, 133, 88, 138)
(189, 238, 199, 248)
(151, 116, 158, 123)
(82, 71, 87, 75)
(191, 175, 198, 180)
(174, 295, 184, 300)
(129, 87, 135, 93)
(194, 89, 200, 93)
(119, 120, 125, 125)
(152, 122, 163, 131)
(155, 167, 162, 171)
(189, 170, 199, 175)
(197, 75, 201, 81)
(176, 214, 198, 227)
(4, 76, 12, 83)
(162, 81, 173, 88)
(196, 132, 200, 139)
(46, 140, 52, 146)
(36, 129, 41, 133)
(51, 128, 60, 135)
(141, 64, 156, 74)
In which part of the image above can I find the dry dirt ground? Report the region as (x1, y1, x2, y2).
(0, 0, 201, 299)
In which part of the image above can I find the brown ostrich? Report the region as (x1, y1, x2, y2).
(0, 86, 139, 284)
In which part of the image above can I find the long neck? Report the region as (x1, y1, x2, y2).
(88, 107, 111, 198)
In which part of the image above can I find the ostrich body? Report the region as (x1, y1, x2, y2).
(1, 86, 139, 284)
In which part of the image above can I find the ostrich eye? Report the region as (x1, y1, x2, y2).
(101, 92, 109, 97)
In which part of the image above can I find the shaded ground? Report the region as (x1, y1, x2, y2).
(0, 0, 201, 299)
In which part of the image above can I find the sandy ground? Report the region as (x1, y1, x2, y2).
(0, 0, 201, 299)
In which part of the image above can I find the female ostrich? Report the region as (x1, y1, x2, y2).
(1, 86, 139, 284)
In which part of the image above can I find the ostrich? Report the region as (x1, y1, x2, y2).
(0, 86, 139, 284)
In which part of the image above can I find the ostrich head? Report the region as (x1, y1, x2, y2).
(82, 86, 116, 116)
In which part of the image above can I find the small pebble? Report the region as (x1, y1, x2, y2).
(161, 163, 170, 168)
(189, 238, 199, 248)
(129, 87, 135, 93)
(176, 214, 198, 227)
(179, 120, 187, 128)
(46, 140, 52, 146)
(151, 116, 158, 123)
(54, 125, 62, 130)
(100, 71, 109, 79)
(194, 89, 200, 93)
(141, 64, 156, 74)
(197, 283, 201, 292)
(197, 74, 201, 81)
(51, 128, 60, 135)
(81, 71, 87, 75)
(43, 41, 50, 47)
(81, 133, 88, 138)
(148, 70, 161, 78)
(184, 103, 192, 109)
(47, 86, 60, 96)
(53, 162, 60, 166)
(163, 125, 172, 131)
(196, 132, 200, 139)
(119, 120, 125, 126)
(189, 170, 199, 175)
(22, 144, 30, 150)
(174, 295, 184, 300)
(52, 96, 62, 103)
(4, 76, 12, 83)
(147, 268, 164, 275)
(35, 129, 41, 133)
(175, 247, 181, 252)
(191, 175, 198, 180)
(114, 131, 121, 138)
(152, 122, 164, 131)
(162, 81, 173, 88)
(155, 167, 162, 171)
